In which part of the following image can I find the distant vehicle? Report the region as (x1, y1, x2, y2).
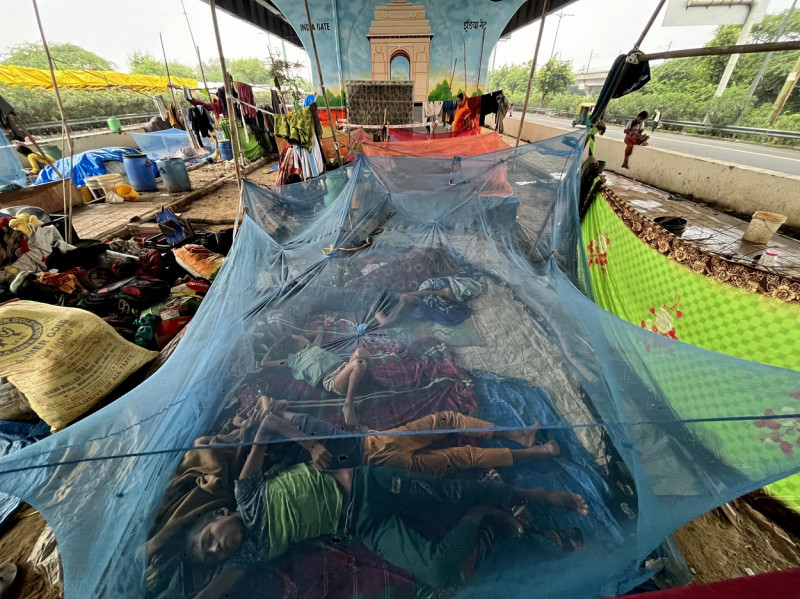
(572, 102, 596, 127)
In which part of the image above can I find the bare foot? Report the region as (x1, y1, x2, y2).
(342, 402, 358, 427)
(621, 163, 629, 169)
(505, 421, 540, 448)
(517, 488, 589, 515)
(544, 491, 589, 515)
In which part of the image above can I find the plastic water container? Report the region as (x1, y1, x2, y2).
(122, 153, 158, 192)
(157, 158, 192, 193)
(107, 117, 122, 133)
(743, 211, 786, 245)
(218, 140, 233, 161)
(115, 184, 139, 202)
(758, 249, 780, 267)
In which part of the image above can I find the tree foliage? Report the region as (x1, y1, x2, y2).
(535, 58, 575, 105)
(229, 58, 270, 84)
(1, 42, 112, 71)
(129, 51, 196, 79)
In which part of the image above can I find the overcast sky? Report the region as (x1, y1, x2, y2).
(2, 0, 796, 78)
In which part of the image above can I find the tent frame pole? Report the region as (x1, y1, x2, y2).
(32, 0, 74, 243)
(514, 0, 549, 147)
(594, 0, 667, 123)
(640, 39, 800, 61)
(304, 0, 344, 168)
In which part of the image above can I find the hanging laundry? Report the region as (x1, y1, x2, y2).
(273, 114, 290, 140)
(466, 96, 482, 130)
(307, 103, 324, 140)
(215, 87, 228, 118)
(479, 90, 504, 127)
(423, 101, 443, 132)
(167, 104, 185, 130)
(271, 90, 285, 115)
(234, 82, 257, 118)
(219, 119, 266, 161)
(495, 93, 509, 134)
(442, 100, 457, 126)
(0, 94, 25, 141)
(182, 86, 194, 103)
(289, 108, 314, 150)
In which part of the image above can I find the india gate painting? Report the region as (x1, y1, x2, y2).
(367, 0, 434, 103)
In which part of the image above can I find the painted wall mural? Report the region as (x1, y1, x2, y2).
(271, 0, 527, 103)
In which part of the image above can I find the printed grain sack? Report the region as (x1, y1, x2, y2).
(0, 301, 157, 430)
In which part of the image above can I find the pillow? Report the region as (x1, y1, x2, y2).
(0, 300, 157, 430)
(172, 245, 224, 281)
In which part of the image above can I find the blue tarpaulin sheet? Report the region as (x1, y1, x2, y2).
(35, 147, 159, 188)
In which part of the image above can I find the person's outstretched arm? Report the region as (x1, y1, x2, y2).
(262, 412, 332, 470)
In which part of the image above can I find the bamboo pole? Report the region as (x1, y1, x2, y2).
(209, 0, 244, 196)
(640, 39, 800, 61)
(32, 0, 73, 243)
(449, 58, 457, 94)
(159, 33, 180, 109)
(514, 0, 549, 147)
(304, 0, 343, 168)
(180, 0, 212, 100)
(633, 0, 667, 51)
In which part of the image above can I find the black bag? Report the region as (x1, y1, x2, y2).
(84, 276, 170, 317)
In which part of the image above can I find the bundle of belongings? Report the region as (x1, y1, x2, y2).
(0, 207, 232, 435)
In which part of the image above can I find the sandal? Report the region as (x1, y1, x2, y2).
(0, 563, 17, 598)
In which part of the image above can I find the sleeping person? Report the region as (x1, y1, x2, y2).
(256, 397, 560, 474)
(258, 332, 389, 426)
(184, 400, 589, 599)
(375, 271, 487, 327)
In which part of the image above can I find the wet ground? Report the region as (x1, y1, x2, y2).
(606, 172, 800, 280)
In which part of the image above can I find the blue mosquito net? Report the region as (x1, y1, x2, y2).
(1, 130, 799, 599)
(0, 129, 26, 188)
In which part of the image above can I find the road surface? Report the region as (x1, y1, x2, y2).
(523, 114, 800, 177)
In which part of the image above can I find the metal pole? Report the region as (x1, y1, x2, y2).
(634, 0, 667, 50)
(304, 0, 344, 167)
(595, 0, 668, 122)
(515, 0, 549, 147)
(585, 48, 593, 74)
(749, 0, 797, 97)
(209, 0, 244, 193)
(639, 40, 800, 61)
(477, 26, 486, 92)
(32, 0, 73, 243)
(550, 12, 561, 59)
(463, 43, 467, 94)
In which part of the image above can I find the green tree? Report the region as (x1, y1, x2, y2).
(129, 51, 196, 79)
(488, 62, 531, 105)
(1, 42, 112, 71)
(428, 78, 453, 101)
(534, 58, 575, 106)
(229, 58, 270, 84)
(201, 58, 223, 82)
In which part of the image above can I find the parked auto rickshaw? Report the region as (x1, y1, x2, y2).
(572, 103, 596, 127)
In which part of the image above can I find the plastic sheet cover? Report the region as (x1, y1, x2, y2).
(1, 131, 799, 599)
(0, 64, 197, 93)
(131, 129, 210, 162)
(35, 147, 160, 187)
(0, 128, 26, 187)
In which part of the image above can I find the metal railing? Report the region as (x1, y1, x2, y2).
(521, 109, 800, 141)
(26, 113, 158, 136)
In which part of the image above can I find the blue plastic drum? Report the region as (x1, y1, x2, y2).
(122, 153, 158, 192)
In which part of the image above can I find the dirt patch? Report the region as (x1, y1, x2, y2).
(675, 492, 800, 584)
(178, 162, 278, 228)
(0, 506, 60, 599)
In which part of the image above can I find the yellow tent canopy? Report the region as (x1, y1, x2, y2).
(0, 64, 197, 93)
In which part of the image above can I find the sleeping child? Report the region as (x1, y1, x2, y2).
(251, 397, 559, 474)
(184, 399, 589, 599)
(258, 332, 389, 426)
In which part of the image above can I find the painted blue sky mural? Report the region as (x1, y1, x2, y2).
(271, 0, 526, 100)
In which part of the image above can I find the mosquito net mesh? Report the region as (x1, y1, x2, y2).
(1, 130, 799, 599)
